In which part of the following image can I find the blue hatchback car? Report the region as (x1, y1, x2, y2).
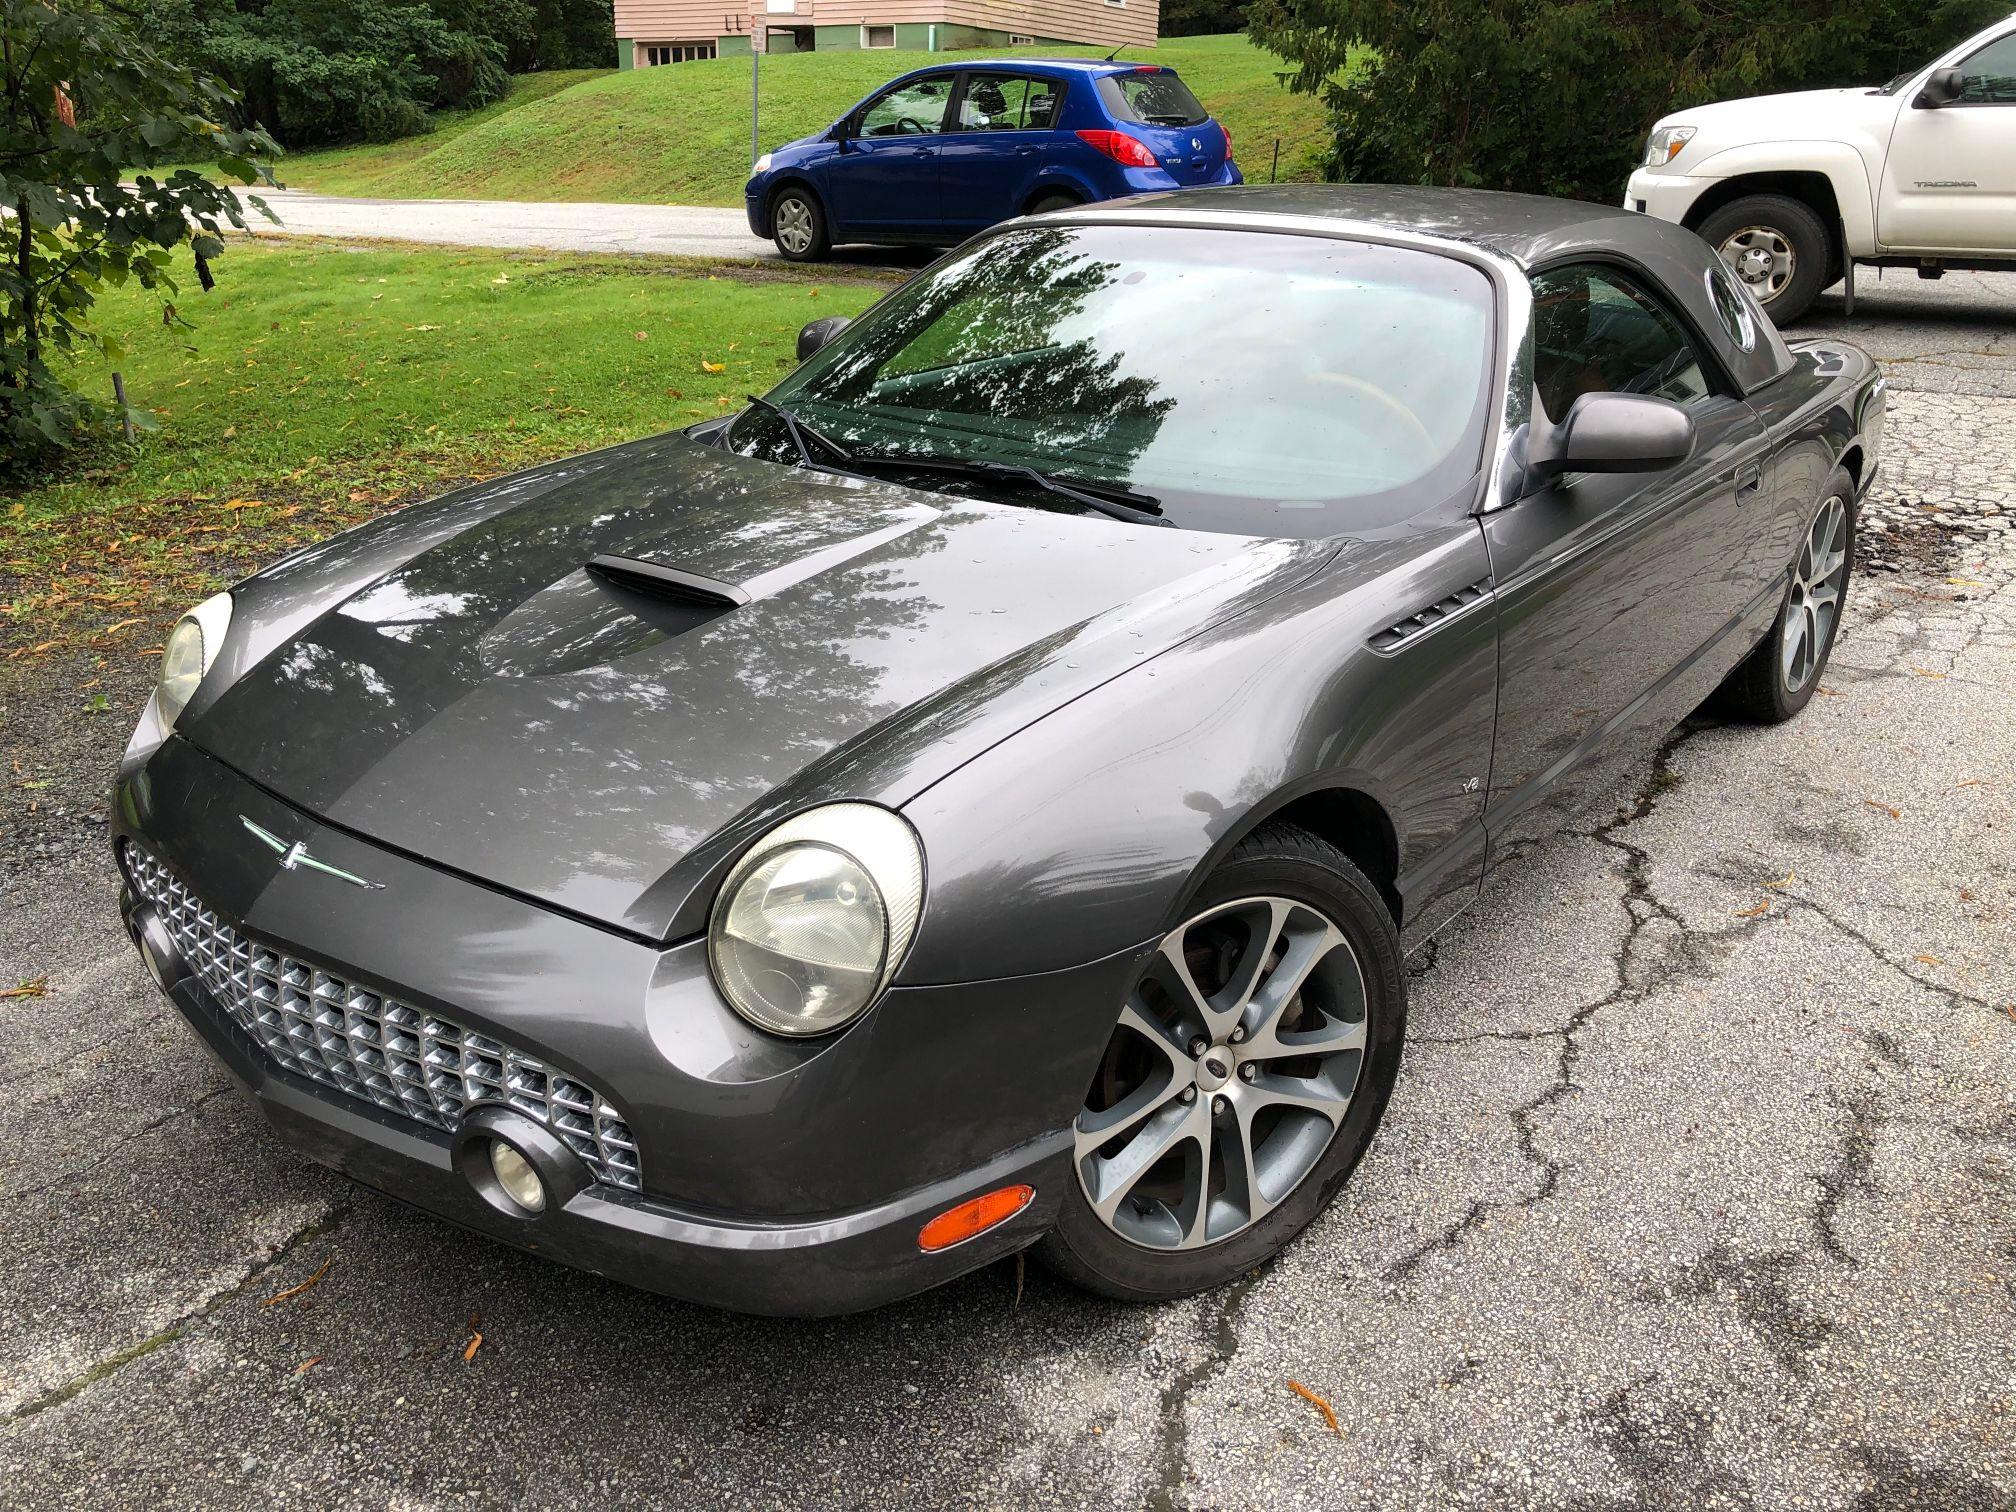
(744, 59, 1241, 260)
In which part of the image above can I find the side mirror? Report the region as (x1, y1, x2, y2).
(1916, 66, 1964, 108)
(830, 118, 853, 148)
(796, 315, 853, 360)
(1528, 392, 1695, 479)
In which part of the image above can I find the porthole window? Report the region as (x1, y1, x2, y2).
(1706, 263, 1758, 352)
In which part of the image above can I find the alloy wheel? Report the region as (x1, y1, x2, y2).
(1072, 896, 1370, 1251)
(1718, 225, 1795, 304)
(1781, 494, 1849, 693)
(775, 196, 814, 255)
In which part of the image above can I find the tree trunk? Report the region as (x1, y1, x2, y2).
(13, 198, 34, 372)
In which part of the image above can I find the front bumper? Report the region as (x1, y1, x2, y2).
(1624, 167, 1715, 225)
(113, 737, 1143, 1315)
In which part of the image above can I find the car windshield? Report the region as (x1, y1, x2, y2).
(1096, 69, 1209, 126)
(734, 225, 1497, 538)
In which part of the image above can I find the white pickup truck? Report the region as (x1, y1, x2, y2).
(1625, 10, 2016, 322)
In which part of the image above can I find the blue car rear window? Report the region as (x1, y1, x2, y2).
(1095, 70, 1207, 127)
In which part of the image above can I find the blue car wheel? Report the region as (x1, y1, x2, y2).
(771, 185, 830, 262)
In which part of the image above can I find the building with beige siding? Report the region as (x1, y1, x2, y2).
(613, 0, 1157, 69)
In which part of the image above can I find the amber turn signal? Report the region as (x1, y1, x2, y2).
(917, 1184, 1034, 1252)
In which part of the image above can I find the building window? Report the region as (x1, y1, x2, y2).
(644, 41, 716, 64)
(1008, 33, 1036, 43)
(862, 24, 896, 47)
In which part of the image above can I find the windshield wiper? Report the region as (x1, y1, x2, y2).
(848, 451, 1170, 528)
(740, 393, 856, 469)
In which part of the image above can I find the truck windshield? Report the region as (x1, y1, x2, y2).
(731, 224, 1497, 538)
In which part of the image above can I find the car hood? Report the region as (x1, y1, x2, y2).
(185, 434, 1330, 939)
(1658, 86, 1894, 146)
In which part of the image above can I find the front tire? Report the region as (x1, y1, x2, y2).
(1696, 193, 1832, 324)
(770, 186, 830, 262)
(1037, 824, 1406, 1302)
(1715, 468, 1856, 723)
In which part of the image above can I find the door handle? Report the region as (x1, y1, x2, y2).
(1015, 146, 1038, 157)
(1736, 464, 1763, 498)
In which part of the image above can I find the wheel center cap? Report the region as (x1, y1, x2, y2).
(1737, 248, 1772, 279)
(1195, 1051, 1234, 1092)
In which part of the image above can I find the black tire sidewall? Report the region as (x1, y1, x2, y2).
(1028, 193, 1080, 216)
(1697, 194, 1831, 324)
(1040, 833, 1407, 1302)
(770, 187, 828, 262)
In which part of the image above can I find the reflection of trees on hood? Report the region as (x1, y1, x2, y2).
(789, 232, 1178, 482)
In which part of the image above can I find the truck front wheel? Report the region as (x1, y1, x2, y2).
(1696, 194, 1834, 325)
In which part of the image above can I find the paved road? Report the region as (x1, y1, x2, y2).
(2, 272, 2014, 1508)
(229, 186, 925, 266)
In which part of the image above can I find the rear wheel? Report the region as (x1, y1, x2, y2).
(1037, 824, 1405, 1302)
(1715, 469, 1855, 723)
(770, 186, 830, 262)
(1027, 191, 1081, 216)
(1696, 193, 1832, 324)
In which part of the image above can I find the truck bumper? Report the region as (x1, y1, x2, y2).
(1625, 168, 1715, 226)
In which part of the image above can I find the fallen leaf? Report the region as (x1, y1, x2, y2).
(1863, 799, 1901, 820)
(1956, 778, 1983, 789)
(293, 1356, 322, 1375)
(634, 331, 649, 341)
(1947, 578, 1988, 588)
(1765, 870, 1796, 890)
(463, 1332, 484, 1362)
(1, 977, 50, 1001)
(1013, 1251, 1025, 1310)
(1914, 954, 1942, 966)
(263, 1256, 332, 1307)
(1288, 1379, 1341, 1436)
(1734, 901, 1770, 918)
(1910, 667, 1947, 679)
(700, 361, 726, 374)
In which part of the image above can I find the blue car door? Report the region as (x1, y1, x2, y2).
(824, 73, 955, 237)
(936, 71, 1066, 234)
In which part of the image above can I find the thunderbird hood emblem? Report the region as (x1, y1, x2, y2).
(240, 816, 384, 890)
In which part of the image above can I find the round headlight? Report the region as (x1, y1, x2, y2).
(708, 804, 924, 1037)
(156, 590, 232, 729)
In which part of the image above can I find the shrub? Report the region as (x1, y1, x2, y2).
(1248, 0, 2012, 202)
(2, 0, 275, 466)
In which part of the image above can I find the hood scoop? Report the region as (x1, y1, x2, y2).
(585, 554, 751, 609)
(476, 556, 749, 679)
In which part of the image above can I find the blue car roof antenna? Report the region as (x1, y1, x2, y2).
(1103, 42, 1126, 61)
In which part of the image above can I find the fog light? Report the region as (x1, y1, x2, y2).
(488, 1140, 546, 1214)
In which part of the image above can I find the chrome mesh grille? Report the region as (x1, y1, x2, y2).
(125, 845, 641, 1191)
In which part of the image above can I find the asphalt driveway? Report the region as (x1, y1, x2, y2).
(227, 187, 927, 266)
(1, 271, 2013, 1508)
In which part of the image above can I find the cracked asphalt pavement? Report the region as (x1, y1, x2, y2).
(3, 272, 2014, 1508)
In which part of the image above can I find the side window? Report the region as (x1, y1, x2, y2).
(1955, 33, 2016, 104)
(1529, 263, 1713, 421)
(858, 77, 954, 137)
(957, 74, 1062, 131)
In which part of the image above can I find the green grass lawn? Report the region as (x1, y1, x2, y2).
(249, 35, 1352, 208)
(1, 240, 890, 655)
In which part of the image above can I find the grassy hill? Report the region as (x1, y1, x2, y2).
(263, 35, 1350, 207)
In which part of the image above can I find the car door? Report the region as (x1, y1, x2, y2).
(936, 72, 1065, 234)
(824, 73, 956, 238)
(1481, 262, 1772, 857)
(1879, 27, 2016, 252)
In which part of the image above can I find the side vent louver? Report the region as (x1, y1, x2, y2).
(1369, 579, 1494, 654)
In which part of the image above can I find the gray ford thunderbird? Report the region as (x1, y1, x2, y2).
(115, 186, 1884, 1314)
